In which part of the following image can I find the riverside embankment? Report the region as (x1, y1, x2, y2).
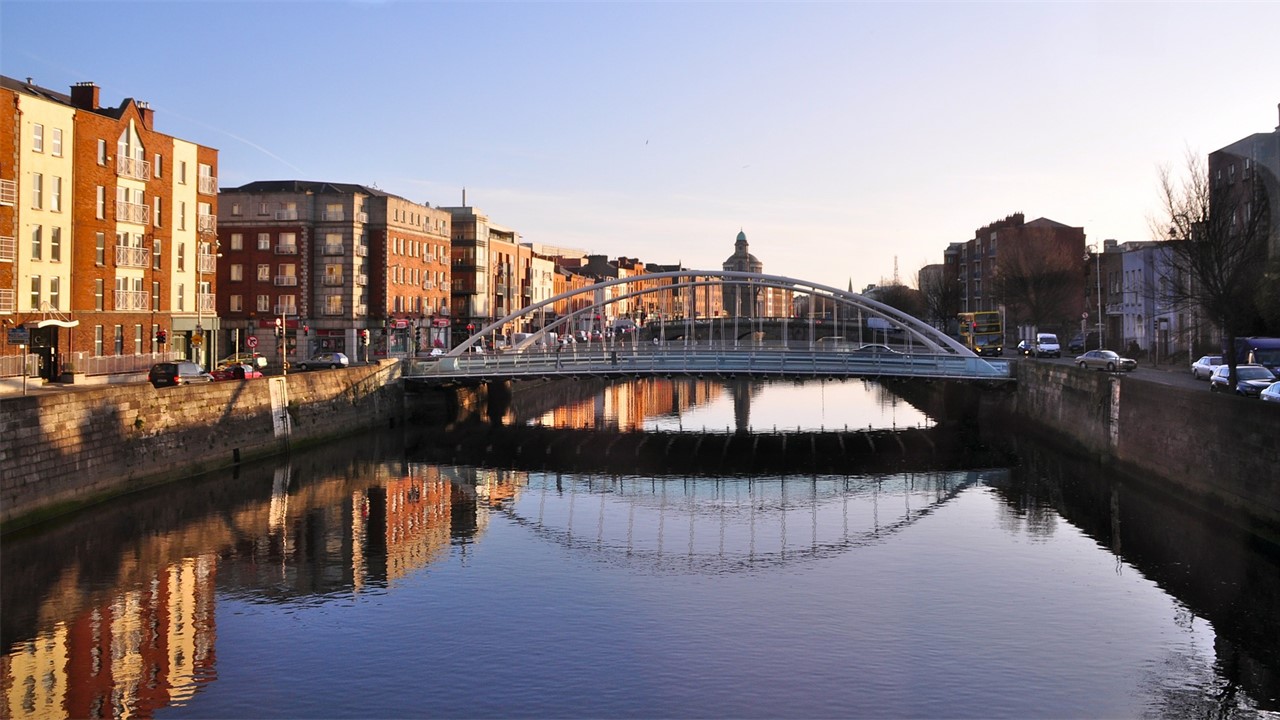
(3, 360, 1277, 540)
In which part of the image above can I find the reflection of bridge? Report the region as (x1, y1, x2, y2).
(439, 465, 1007, 575)
(409, 270, 1012, 384)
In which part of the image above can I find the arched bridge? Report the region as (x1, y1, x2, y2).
(406, 270, 1012, 385)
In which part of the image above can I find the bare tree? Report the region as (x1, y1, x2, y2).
(991, 239, 1082, 333)
(1154, 150, 1270, 388)
(919, 271, 962, 331)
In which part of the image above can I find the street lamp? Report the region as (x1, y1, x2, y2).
(195, 246, 222, 370)
(1084, 244, 1103, 349)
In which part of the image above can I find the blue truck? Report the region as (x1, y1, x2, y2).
(1229, 337, 1280, 376)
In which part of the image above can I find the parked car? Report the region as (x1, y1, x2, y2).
(1208, 364, 1276, 397)
(854, 343, 901, 354)
(1261, 381, 1280, 404)
(219, 352, 268, 369)
(1074, 349, 1136, 372)
(1067, 332, 1101, 353)
(148, 361, 213, 388)
(296, 352, 350, 370)
(210, 363, 264, 381)
(1190, 355, 1223, 380)
(1015, 340, 1033, 357)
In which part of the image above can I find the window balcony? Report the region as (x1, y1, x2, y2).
(323, 244, 344, 256)
(273, 304, 297, 316)
(354, 245, 368, 257)
(0, 289, 13, 313)
(0, 179, 15, 206)
(322, 305, 346, 316)
(323, 275, 345, 286)
(115, 245, 150, 268)
(198, 252, 217, 274)
(355, 304, 368, 316)
(274, 276, 298, 286)
(116, 156, 151, 181)
(321, 211, 345, 222)
(115, 200, 150, 225)
(275, 244, 298, 254)
(198, 293, 215, 313)
(355, 274, 368, 286)
(0, 235, 14, 262)
(198, 175, 218, 195)
(197, 214, 217, 233)
(355, 212, 368, 223)
(275, 209, 299, 221)
(422, 280, 434, 290)
(113, 289, 149, 311)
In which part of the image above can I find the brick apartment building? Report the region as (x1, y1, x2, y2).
(1, 77, 218, 378)
(216, 181, 452, 362)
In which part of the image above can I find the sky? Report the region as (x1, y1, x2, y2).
(3, 1, 1277, 292)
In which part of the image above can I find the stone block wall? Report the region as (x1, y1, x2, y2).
(1, 361, 404, 528)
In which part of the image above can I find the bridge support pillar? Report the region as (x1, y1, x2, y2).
(486, 380, 513, 425)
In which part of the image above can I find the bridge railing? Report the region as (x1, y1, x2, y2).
(405, 346, 1012, 381)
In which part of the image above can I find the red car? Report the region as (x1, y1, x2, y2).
(211, 363, 264, 381)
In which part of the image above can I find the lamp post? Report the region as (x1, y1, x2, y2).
(1084, 244, 1103, 349)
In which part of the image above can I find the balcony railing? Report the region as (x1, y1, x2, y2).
(355, 304, 367, 316)
(355, 212, 368, 223)
(441, 281, 450, 292)
(422, 280, 434, 290)
(322, 244, 344, 256)
(115, 200, 150, 225)
(197, 214, 217, 233)
(0, 236, 14, 262)
(198, 252, 217, 274)
(275, 244, 298, 254)
(114, 289, 149, 311)
(116, 245, 150, 268)
(354, 245, 368, 257)
(322, 305, 346, 316)
(356, 274, 368, 286)
(0, 179, 15, 206)
(198, 293, 215, 313)
(0, 289, 13, 313)
(323, 275, 345, 286)
(198, 175, 218, 195)
(274, 304, 297, 316)
(274, 276, 298, 286)
(321, 211, 345, 222)
(275, 209, 299, 221)
(116, 155, 151, 181)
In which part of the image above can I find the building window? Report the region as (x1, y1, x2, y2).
(257, 233, 270, 250)
(49, 277, 60, 309)
(230, 264, 243, 281)
(94, 279, 104, 310)
(31, 172, 42, 208)
(179, 201, 187, 230)
(51, 177, 61, 211)
(154, 154, 163, 177)
(257, 264, 270, 281)
(50, 227, 61, 261)
(153, 238, 162, 270)
(97, 138, 107, 165)
(258, 202, 269, 216)
(96, 186, 105, 219)
(30, 226, 41, 260)
(154, 197, 162, 227)
(179, 161, 187, 184)
(95, 232, 106, 265)
(230, 233, 243, 250)
(231, 202, 241, 216)
(51, 128, 63, 156)
(152, 281, 160, 310)
(230, 294, 243, 312)
(177, 284, 185, 312)
(30, 275, 40, 309)
(32, 123, 43, 152)
(94, 326, 104, 356)
(114, 325, 124, 355)
(134, 325, 143, 355)
(177, 242, 186, 271)
(257, 294, 270, 312)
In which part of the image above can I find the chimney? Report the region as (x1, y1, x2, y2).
(70, 82, 99, 110)
(136, 100, 154, 129)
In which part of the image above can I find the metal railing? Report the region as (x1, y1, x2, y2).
(198, 252, 217, 274)
(115, 200, 150, 224)
(0, 179, 15, 206)
(275, 209, 299, 221)
(113, 289, 149, 311)
(198, 175, 218, 195)
(116, 156, 151, 181)
(274, 276, 298, 286)
(1, 235, 16, 261)
(322, 244, 345, 256)
(408, 345, 1014, 383)
(116, 245, 150, 268)
(198, 293, 215, 313)
(323, 275, 345, 286)
(275, 244, 298, 254)
(197, 214, 217, 233)
(0, 289, 13, 313)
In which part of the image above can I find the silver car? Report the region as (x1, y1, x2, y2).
(1261, 381, 1280, 403)
(1075, 349, 1136, 372)
(1208, 364, 1276, 396)
(1190, 355, 1223, 380)
(296, 352, 350, 370)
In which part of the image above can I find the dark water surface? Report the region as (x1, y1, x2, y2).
(2, 378, 1277, 718)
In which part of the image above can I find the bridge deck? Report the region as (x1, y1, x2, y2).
(404, 347, 1013, 384)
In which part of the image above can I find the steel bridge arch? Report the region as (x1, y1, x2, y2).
(444, 270, 974, 358)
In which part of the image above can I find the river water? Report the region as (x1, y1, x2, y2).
(2, 378, 1277, 718)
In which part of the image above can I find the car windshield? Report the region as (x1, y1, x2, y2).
(1238, 368, 1274, 380)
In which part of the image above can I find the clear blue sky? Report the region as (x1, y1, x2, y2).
(3, 1, 1277, 291)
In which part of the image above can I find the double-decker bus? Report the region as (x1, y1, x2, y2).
(958, 311, 1004, 356)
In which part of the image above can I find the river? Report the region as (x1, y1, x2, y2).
(2, 377, 1277, 718)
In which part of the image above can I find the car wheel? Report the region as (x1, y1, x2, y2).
(1078, 362, 1086, 369)
(1210, 384, 1219, 392)
(330, 363, 339, 369)
(298, 363, 307, 371)
(1106, 362, 1115, 372)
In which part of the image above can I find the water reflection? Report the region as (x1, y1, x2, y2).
(2, 379, 1277, 718)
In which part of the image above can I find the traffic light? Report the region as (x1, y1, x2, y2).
(415, 325, 421, 345)
(275, 318, 283, 338)
(303, 323, 310, 336)
(155, 329, 167, 344)
(361, 329, 370, 345)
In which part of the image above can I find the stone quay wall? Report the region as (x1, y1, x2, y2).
(1, 361, 407, 529)
(1013, 361, 1280, 537)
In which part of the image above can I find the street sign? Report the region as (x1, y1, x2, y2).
(7, 328, 29, 345)
(191, 334, 203, 347)
(246, 335, 259, 349)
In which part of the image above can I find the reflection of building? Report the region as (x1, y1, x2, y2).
(2, 556, 217, 719)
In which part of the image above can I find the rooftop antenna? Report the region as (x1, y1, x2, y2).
(462, 187, 466, 206)
(893, 256, 900, 285)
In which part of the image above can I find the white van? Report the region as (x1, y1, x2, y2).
(1033, 333, 1061, 358)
